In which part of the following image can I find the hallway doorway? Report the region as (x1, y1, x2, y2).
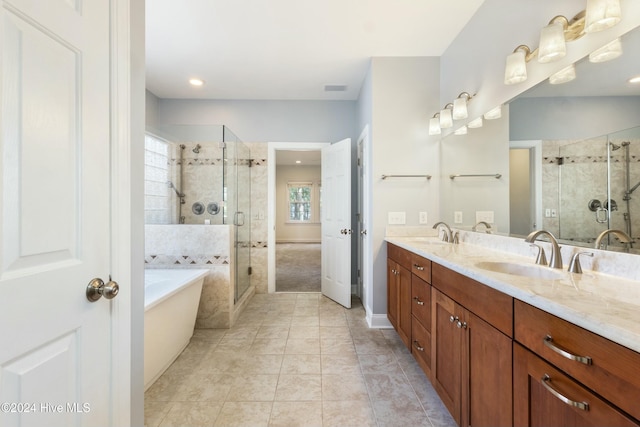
(275, 242, 321, 292)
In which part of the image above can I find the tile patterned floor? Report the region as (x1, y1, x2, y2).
(145, 293, 456, 427)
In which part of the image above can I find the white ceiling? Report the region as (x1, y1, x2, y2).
(276, 150, 321, 166)
(145, 0, 485, 101)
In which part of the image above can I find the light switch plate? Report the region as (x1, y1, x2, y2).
(475, 211, 494, 223)
(388, 212, 406, 225)
(454, 211, 463, 224)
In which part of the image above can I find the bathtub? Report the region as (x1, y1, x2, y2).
(144, 268, 208, 390)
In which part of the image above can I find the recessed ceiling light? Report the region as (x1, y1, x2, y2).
(629, 75, 640, 84)
(295, 160, 302, 164)
(189, 78, 205, 86)
(324, 85, 347, 92)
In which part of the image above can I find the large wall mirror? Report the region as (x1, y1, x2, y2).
(441, 25, 640, 255)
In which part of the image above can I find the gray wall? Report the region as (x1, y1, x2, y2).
(156, 99, 358, 143)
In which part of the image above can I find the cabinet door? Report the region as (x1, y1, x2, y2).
(387, 258, 398, 329)
(514, 343, 638, 427)
(464, 311, 513, 427)
(432, 289, 462, 425)
(397, 264, 412, 349)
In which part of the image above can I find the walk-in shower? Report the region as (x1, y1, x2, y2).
(144, 125, 252, 303)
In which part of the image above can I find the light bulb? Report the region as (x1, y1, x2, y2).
(504, 49, 528, 85)
(585, 0, 621, 33)
(538, 21, 567, 63)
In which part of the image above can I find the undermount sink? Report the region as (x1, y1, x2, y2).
(403, 237, 449, 245)
(475, 261, 563, 280)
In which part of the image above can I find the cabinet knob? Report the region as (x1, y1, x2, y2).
(413, 264, 425, 271)
(456, 320, 468, 329)
(449, 315, 459, 323)
(413, 297, 424, 306)
(412, 340, 425, 352)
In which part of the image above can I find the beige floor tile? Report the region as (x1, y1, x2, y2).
(370, 399, 433, 427)
(284, 337, 320, 354)
(353, 337, 392, 355)
(274, 374, 322, 401)
(363, 372, 417, 401)
(176, 373, 235, 402)
(358, 353, 403, 375)
(319, 326, 351, 340)
(226, 374, 279, 401)
(231, 354, 284, 375)
(320, 337, 356, 355)
(291, 315, 319, 326)
(280, 354, 321, 375)
(145, 373, 193, 402)
(319, 315, 348, 327)
(288, 325, 320, 339)
(321, 374, 369, 402)
(322, 400, 377, 427)
(321, 354, 361, 375)
(143, 400, 173, 427)
(213, 402, 273, 427)
(292, 305, 319, 316)
(250, 337, 287, 355)
(256, 325, 290, 339)
(268, 401, 322, 427)
(191, 328, 226, 343)
(158, 401, 223, 427)
(213, 337, 254, 354)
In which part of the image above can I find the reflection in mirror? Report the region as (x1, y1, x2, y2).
(508, 26, 640, 254)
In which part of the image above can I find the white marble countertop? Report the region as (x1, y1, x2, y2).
(385, 234, 640, 354)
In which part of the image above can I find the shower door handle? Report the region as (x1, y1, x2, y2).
(234, 211, 245, 226)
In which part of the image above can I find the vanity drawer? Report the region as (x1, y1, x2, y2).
(411, 254, 431, 283)
(387, 243, 412, 270)
(411, 316, 431, 377)
(411, 275, 430, 329)
(514, 300, 640, 421)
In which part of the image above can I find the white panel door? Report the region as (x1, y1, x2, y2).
(321, 138, 351, 308)
(0, 1, 115, 426)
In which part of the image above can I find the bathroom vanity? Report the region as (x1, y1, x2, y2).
(386, 235, 640, 427)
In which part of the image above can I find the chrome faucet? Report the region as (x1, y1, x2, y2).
(472, 221, 492, 233)
(594, 229, 633, 251)
(524, 230, 563, 269)
(432, 221, 453, 243)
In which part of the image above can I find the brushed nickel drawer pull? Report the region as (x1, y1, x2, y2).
(541, 374, 589, 411)
(544, 335, 592, 365)
(413, 297, 424, 305)
(413, 264, 425, 271)
(412, 340, 425, 352)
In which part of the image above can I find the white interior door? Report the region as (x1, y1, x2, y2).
(321, 138, 351, 308)
(0, 2, 116, 426)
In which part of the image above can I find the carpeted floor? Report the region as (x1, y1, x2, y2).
(275, 242, 321, 292)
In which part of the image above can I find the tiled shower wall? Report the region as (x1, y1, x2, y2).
(145, 224, 235, 328)
(247, 142, 269, 294)
(542, 138, 640, 245)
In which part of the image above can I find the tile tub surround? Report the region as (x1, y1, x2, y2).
(146, 224, 250, 328)
(385, 231, 640, 354)
(144, 293, 455, 427)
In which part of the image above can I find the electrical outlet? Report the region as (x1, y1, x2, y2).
(545, 208, 551, 218)
(454, 211, 463, 224)
(388, 212, 406, 225)
(551, 209, 557, 218)
(419, 211, 428, 224)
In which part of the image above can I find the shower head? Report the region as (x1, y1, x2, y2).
(621, 141, 631, 147)
(192, 144, 201, 154)
(166, 181, 185, 197)
(609, 142, 621, 151)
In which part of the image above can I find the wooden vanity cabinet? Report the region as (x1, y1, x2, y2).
(410, 257, 431, 377)
(431, 263, 513, 427)
(514, 343, 638, 427)
(387, 244, 412, 348)
(514, 300, 640, 425)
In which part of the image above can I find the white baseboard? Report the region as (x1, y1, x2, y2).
(366, 312, 393, 329)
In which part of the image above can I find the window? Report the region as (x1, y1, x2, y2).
(288, 183, 313, 221)
(144, 134, 171, 224)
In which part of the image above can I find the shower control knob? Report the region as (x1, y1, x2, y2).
(86, 277, 120, 302)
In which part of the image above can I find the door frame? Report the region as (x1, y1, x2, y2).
(357, 126, 372, 313)
(267, 142, 330, 293)
(112, 0, 145, 425)
(509, 140, 543, 233)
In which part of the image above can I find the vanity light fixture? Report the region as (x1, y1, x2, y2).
(584, 0, 621, 33)
(549, 63, 577, 84)
(429, 113, 442, 135)
(629, 75, 640, 84)
(588, 37, 623, 63)
(504, 45, 534, 85)
(484, 105, 502, 120)
(452, 92, 474, 120)
(538, 17, 568, 63)
(467, 117, 483, 128)
(439, 103, 454, 129)
(189, 78, 205, 86)
(454, 126, 468, 136)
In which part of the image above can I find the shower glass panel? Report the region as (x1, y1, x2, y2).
(556, 136, 609, 245)
(223, 126, 252, 302)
